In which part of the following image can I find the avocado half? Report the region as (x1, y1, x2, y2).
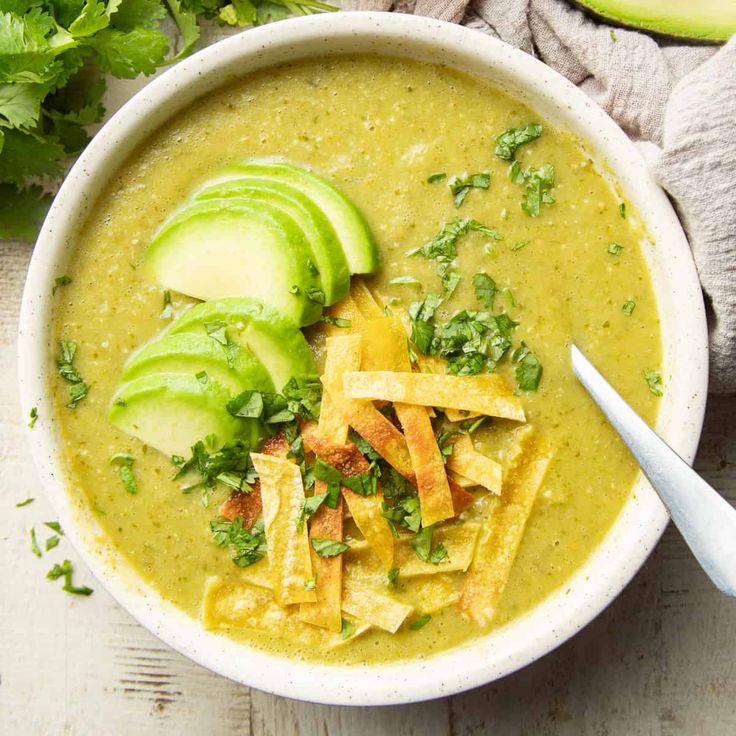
(574, 0, 736, 42)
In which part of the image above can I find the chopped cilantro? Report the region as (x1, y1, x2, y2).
(619, 202, 626, 219)
(430, 543, 449, 565)
(472, 273, 496, 308)
(459, 416, 487, 433)
(511, 240, 529, 252)
(44, 521, 63, 535)
(427, 172, 447, 184)
(410, 526, 433, 561)
(441, 270, 461, 298)
(449, 172, 490, 208)
(16, 498, 34, 508)
(340, 618, 356, 639)
(311, 538, 350, 557)
(623, 299, 636, 315)
(175, 438, 256, 502)
(312, 459, 343, 508)
(28, 406, 38, 428)
(644, 369, 663, 397)
(608, 243, 624, 255)
(46, 559, 93, 596)
(227, 376, 322, 425)
(320, 315, 352, 328)
(510, 161, 556, 217)
(52, 276, 72, 294)
(512, 343, 543, 391)
(436, 430, 459, 464)
(45, 535, 60, 551)
(211, 517, 266, 567)
(160, 289, 175, 319)
(30, 527, 41, 558)
(306, 287, 326, 305)
(495, 123, 543, 160)
(110, 453, 138, 494)
(409, 614, 432, 630)
(296, 491, 328, 532)
(56, 340, 89, 408)
(610, 28, 617, 42)
(387, 567, 400, 587)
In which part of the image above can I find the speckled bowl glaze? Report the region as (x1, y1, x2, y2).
(18, 12, 708, 705)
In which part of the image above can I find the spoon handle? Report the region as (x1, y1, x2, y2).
(571, 344, 736, 597)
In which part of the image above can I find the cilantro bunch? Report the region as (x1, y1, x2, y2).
(0, 0, 335, 241)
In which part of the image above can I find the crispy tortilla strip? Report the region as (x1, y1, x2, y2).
(395, 522, 481, 577)
(250, 453, 316, 606)
(350, 278, 384, 318)
(361, 316, 454, 525)
(343, 371, 526, 422)
(449, 477, 474, 515)
(323, 334, 413, 477)
(342, 567, 413, 633)
(299, 482, 344, 633)
(446, 435, 503, 495)
(219, 484, 262, 527)
(403, 574, 461, 614)
(302, 429, 395, 568)
(318, 331, 362, 444)
(458, 433, 552, 625)
(202, 578, 368, 649)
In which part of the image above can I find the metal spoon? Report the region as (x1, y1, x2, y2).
(571, 344, 736, 597)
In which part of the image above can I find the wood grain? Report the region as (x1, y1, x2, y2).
(1, 226, 734, 733)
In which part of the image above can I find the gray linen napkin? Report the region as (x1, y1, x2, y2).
(349, 0, 736, 392)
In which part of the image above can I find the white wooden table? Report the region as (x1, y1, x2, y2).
(2, 68, 735, 735)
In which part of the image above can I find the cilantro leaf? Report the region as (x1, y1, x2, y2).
(0, 184, 52, 241)
(608, 242, 624, 256)
(47, 559, 93, 595)
(472, 273, 496, 308)
(410, 525, 433, 561)
(296, 491, 327, 532)
(495, 123, 543, 160)
(30, 527, 41, 557)
(28, 405, 38, 428)
(110, 452, 138, 494)
(449, 171, 489, 208)
(16, 497, 34, 507)
(340, 618, 356, 639)
(644, 369, 663, 397)
(211, 516, 266, 567)
(56, 339, 89, 407)
(311, 537, 350, 557)
(509, 161, 555, 217)
(387, 567, 399, 587)
(513, 343, 543, 391)
(427, 172, 446, 183)
(409, 614, 431, 630)
(623, 299, 636, 316)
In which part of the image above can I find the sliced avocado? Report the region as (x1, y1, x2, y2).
(144, 199, 324, 327)
(168, 297, 316, 393)
(210, 161, 379, 275)
(109, 373, 259, 457)
(575, 0, 736, 42)
(194, 178, 350, 306)
(121, 333, 274, 394)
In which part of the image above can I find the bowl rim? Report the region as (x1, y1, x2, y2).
(18, 11, 708, 706)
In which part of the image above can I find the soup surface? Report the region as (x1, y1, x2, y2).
(52, 55, 662, 664)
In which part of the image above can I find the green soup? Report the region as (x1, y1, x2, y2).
(52, 55, 661, 664)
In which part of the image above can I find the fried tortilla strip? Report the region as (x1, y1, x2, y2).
(219, 483, 263, 528)
(350, 278, 384, 318)
(302, 428, 395, 568)
(446, 435, 503, 495)
(361, 316, 455, 525)
(458, 433, 552, 625)
(322, 334, 413, 477)
(299, 482, 344, 633)
(250, 453, 316, 606)
(448, 477, 474, 514)
(403, 574, 461, 614)
(342, 566, 413, 633)
(394, 523, 481, 577)
(202, 578, 368, 649)
(343, 371, 526, 422)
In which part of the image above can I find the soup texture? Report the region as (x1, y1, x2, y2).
(51, 55, 662, 664)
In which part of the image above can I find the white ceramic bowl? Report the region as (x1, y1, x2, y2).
(18, 12, 708, 705)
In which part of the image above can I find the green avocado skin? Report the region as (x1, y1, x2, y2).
(574, 0, 736, 41)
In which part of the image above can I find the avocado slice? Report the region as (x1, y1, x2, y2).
(194, 178, 350, 306)
(575, 0, 736, 42)
(168, 298, 317, 393)
(144, 199, 325, 327)
(121, 333, 274, 394)
(210, 161, 379, 275)
(109, 373, 259, 457)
